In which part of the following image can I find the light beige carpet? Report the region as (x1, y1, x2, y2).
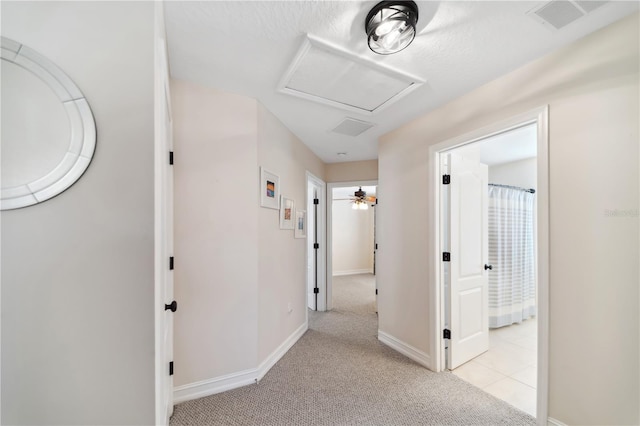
(170, 274, 535, 425)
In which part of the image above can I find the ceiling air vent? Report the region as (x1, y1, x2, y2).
(331, 118, 375, 137)
(527, 0, 608, 30)
(278, 35, 424, 115)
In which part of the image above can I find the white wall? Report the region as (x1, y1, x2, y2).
(1, 2, 155, 424)
(172, 79, 259, 386)
(378, 13, 639, 425)
(171, 79, 325, 396)
(332, 200, 374, 275)
(256, 104, 325, 362)
(489, 157, 537, 189)
(326, 160, 378, 182)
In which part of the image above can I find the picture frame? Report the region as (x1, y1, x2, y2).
(279, 196, 295, 230)
(260, 167, 280, 210)
(294, 210, 307, 239)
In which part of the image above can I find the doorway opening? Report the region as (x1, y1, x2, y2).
(327, 181, 378, 314)
(430, 107, 549, 422)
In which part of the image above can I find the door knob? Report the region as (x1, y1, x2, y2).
(165, 300, 177, 312)
(484, 264, 493, 271)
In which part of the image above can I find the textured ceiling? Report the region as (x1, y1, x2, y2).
(165, 1, 638, 163)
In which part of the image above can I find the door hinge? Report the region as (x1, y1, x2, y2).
(169, 361, 174, 376)
(313, 198, 319, 205)
(375, 289, 378, 295)
(314, 243, 319, 249)
(442, 174, 450, 185)
(169, 256, 174, 270)
(169, 151, 174, 165)
(442, 252, 451, 262)
(313, 288, 319, 294)
(375, 243, 378, 250)
(443, 329, 451, 339)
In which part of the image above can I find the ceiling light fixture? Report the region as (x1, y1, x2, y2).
(365, 1, 419, 55)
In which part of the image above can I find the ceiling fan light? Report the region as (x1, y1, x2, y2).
(366, 1, 418, 55)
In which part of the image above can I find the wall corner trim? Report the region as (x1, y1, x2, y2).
(257, 322, 308, 381)
(547, 418, 568, 426)
(378, 330, 432, 370)
(173, 322, 308, 404)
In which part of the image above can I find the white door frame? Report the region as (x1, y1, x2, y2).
(428, 106, 549, 424)
(154, 2, 174, 424)
(306, 172, 327, 313)
(326, 180, 378, 311)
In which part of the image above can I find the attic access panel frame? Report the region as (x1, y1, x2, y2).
(278, 35, 424, 116)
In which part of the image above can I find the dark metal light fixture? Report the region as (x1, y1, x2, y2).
(365, 1, 419, 55)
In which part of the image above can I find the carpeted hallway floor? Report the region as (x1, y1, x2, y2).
(170, 274, 535, 425)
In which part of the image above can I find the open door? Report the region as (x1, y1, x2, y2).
(447, 151, 489, 370)
(155, 6, 175, 422)
(306, 172, 326, 311)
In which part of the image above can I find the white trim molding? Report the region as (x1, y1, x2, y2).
(173, 368, 258, 404)
(257, 322, 308, 381)
(547, 418, 568, 426)
(333, 269, 373, 277)
(173, 322, 308, 404)
(378, 330, 431, 369)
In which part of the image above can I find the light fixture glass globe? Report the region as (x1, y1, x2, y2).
(366, 1, 418, 55)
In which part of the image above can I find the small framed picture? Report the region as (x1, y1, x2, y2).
(260, 167, 279, 210)
(280, 196, 295, 230)
(294, 210, 307, 239)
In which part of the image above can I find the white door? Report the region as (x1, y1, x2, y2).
(448, 151, 489, 369)
(155, 29, 174, 423)
(306, 173, 326, 311)
(307, 182, 318, 309)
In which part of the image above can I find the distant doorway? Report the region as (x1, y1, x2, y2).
(327, 181, 377, 312)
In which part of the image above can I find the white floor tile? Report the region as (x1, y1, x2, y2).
(473, 343, 533, 376)
(452, 360, 506, 389)
(483, 377, 537, 417)
(453, 319, 538, 417)
(510, 365, 537, 388)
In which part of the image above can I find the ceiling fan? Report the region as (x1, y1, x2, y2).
(336, 187, 376, 210)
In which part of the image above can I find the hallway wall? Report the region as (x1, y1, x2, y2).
(378, 13, 639, 425)
(171, 78, 325, 399)
(1, 2, 156, 424)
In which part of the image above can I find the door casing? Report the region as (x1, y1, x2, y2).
(429, 106, 549, 425)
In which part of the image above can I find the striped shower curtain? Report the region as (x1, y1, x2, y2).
(488, 185, 536, 328)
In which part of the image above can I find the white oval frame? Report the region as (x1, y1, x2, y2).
(1, 36, 96, 210)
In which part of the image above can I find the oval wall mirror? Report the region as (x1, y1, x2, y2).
(1, 36, 96, 210)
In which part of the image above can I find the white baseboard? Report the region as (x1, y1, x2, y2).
(378, 330, 431, 369)
(257, 322, 307, 381)
(547, 418, 568, 426)
(174, 322, 308, 404)
(333, 269, 373, 276)
(173, 368, 257, 404)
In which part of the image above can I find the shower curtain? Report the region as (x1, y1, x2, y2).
(488, 184, 536, 328)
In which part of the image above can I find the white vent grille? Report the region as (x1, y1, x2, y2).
(528, 0, 609, 30)
(574, 0, 608, 13)
(278, 35, 424, 115)
(331, 118, 375, 137)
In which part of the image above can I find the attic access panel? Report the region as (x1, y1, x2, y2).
(278, 35, 424, 115)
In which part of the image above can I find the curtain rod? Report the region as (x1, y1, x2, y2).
(489, 183, 535, 194)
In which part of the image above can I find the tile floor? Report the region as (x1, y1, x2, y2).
(452, 318, 537, 417)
